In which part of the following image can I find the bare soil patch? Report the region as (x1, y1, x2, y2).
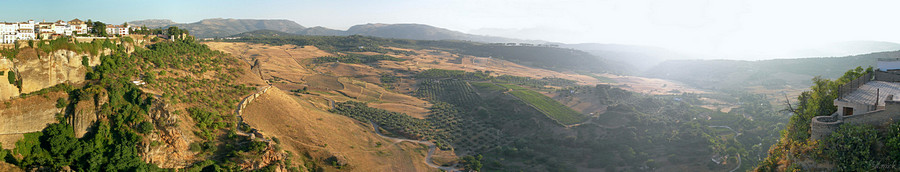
(242, 87, 435, 171)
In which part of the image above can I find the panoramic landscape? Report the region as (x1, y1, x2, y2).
(2, 0, 900, 171)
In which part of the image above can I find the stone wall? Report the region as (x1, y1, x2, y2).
(235, 86, 271, 139)
(875, 70, 900, 82)
(810, 113, 843, 141)
(810, 100, 900, 140)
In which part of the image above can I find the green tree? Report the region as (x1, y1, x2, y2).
(885, 122, 900, 162)
(55, 98, 67, 108)
(461, 155, 483, 171)
(91, 21, 107, 37)
(817, 124, 878, 171)
(785, 66, 872, 140)
(7, 71, 14, 84)
(137, 121, 154, 134)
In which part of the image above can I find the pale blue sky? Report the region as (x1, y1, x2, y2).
(4, 0, 900, 59)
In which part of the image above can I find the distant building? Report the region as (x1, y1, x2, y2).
(105, 24, 130, 35)
(810, 60, 900, 140)
(0, 22, 18, 44)
(877, 58, 900, 71)
(68, 19, 88, 35)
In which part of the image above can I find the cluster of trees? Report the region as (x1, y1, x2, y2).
(757, 66, 874, 170)
(231, 34, 416, 55)
(2, 30, 268, 171)
(415, 69, 491, 80)
(3, 44, 162, 170)
(416, 79, 482, 109)
(508, 88, 586, 125)
(314, 53, 404, 64)
(231, 34, 616, 73)
(330, 101, 433, 140)
(414, 69, 578, 89)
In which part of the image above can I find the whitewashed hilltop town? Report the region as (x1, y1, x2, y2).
(0, 19, 131, 44)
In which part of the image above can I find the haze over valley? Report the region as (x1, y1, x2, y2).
(1, 0, 899, 171)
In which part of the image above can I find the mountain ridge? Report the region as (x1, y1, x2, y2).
(129, 18, 545, 43)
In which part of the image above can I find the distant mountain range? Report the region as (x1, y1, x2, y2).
(785, 41, 900, 58)
(129, 18, 540, 43)
(129, 18, 900, 70)
(130, 18, 306, 38)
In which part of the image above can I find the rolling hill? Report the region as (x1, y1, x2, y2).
(562, 43, 694, 72)
(130, 18, 542, 43)
(643, 50, 900, 91)
(131, 18, 307, 38)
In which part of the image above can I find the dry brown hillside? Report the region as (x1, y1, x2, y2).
(242, 87, 436, 171)
(207, 42, 444, 171)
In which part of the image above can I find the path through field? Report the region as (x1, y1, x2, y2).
(369, 121, 461, 172)
(709, 125, 741, 172)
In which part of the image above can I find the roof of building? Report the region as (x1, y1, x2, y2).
(842, 81, 900, 105)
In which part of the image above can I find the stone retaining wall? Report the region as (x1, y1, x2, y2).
(810, 100, 900, 140)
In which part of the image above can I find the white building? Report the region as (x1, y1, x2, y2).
(1, 35, 15, 44)
(37, 22, 55, 39)
(105, 24, 130, 35)
(0, 22, 16, 35)
(68, 19, 87, 35)
(53, 20, 71, 35)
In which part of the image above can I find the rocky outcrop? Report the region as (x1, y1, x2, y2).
(0, 92, 64, 136)
(17, 49, 89, 93)
(0, 48, 103, 101)
(143, 98, 195, 168)
(0, 58, 19, 100)
(238, 142, 287, 170)
(70, 98, 99, 138)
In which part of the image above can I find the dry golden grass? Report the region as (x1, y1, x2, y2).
(242, 87, 437, 171)
(206, 42, 332, 84)
(207, 42, 441, 171)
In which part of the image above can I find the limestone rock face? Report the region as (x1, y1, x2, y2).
(0, 92, 64, 136)
(0, 58, 19, 100)
(143, 99, 196, 168)
(17, 49, 90, 93)
(71, 98, 99, 138)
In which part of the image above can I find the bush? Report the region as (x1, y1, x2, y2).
(7, 71, 14, 83)
(189, 142, 203, 152)
(137, 121, 154, 134)
(55, 98, 67, 108)
(818, 124, 879, 171)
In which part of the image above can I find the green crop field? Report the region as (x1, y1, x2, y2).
(508, 89, 587, 125)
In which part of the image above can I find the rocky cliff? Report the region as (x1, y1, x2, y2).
(0, 58, 19, 100)
(142, 98, 197, 168)
(0, 48, 102, 101)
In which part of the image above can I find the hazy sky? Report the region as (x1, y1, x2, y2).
(3, 0, 899, 59)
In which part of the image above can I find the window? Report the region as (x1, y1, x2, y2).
(843, 107, 854, 116)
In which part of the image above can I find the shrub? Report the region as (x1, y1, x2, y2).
(55, 98, 67, 108)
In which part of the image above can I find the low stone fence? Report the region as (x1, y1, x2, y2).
(235, 86, 271, 140)
(810, 100, 900, 140)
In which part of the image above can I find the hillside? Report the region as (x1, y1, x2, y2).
(0, 30, 787, 171)
(785, 41, 900, 58)
(562, 43, 693, 72)
(227, 32, 616, 74)
(132, 18, 540, 43)
(204, 34, 787, 171)
(128, 19, 178, 28)
(344, 23, 525, 43)
(131, 18, 307, 38)
(644, 51, 900, 92)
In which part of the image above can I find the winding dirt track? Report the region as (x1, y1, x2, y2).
(368, 121, 460, 172)
(708, 125, 741, 172)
